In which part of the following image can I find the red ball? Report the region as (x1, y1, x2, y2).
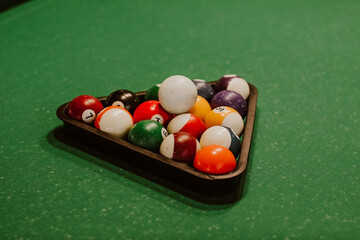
(67, 95, 103, 124)
(133, 100, 172, 126)
(160, 132, 201, 164)
(166, 113, 206, 140)
(193, 145, 237, 174)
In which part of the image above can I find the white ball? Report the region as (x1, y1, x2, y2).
(158, 75, 197, 114)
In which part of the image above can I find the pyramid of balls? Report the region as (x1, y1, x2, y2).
(66, 74, 250, 174)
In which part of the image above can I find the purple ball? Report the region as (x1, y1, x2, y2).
(210, 90, 247, 118)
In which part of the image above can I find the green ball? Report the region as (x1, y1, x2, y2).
(128, 120, 168, 152)
(144, 84, 161, 101)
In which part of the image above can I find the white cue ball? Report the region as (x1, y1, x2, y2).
(158, 75, 198, 114)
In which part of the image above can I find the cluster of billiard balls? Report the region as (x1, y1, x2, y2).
(66, 74, 250, 174)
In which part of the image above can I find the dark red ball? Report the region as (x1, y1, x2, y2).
(67, 95, 103, 124)
(160, 132, 201, 163)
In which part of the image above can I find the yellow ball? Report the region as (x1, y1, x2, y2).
(188, 96, 211, 121)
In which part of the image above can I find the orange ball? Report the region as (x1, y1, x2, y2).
(193, 145, 237, 174)
(204, 106, 244, 135)
(188, 96, 211, 121)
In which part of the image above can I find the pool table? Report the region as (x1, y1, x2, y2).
(1, 0, 359, 239)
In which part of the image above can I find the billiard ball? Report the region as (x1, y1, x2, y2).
(104, 89, 140, 114)
(94, 106, 133, 139)
(167, 113, 206, 140)
(67, 95, 103, 124)
(210, 90, 248, 118)
(128, 120, 168, 152)
(192, 79, 215, 102)
(193, 145, 237, 174)
(204, 106, 244, 135)
(200, 126, 241, 157)
(158, 75, 197, 114)
(133, 100, 172, 126)
(215, 74, 250, 100)
(160, 132, 201, 164)
(144, 84, 161, 101)
(188, 96, 211, 121)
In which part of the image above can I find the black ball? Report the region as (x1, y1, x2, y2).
(193, 79, 215, 102)
(105, 89, 140, 114)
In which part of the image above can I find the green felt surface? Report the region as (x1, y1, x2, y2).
(1, 0, 359, 239)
